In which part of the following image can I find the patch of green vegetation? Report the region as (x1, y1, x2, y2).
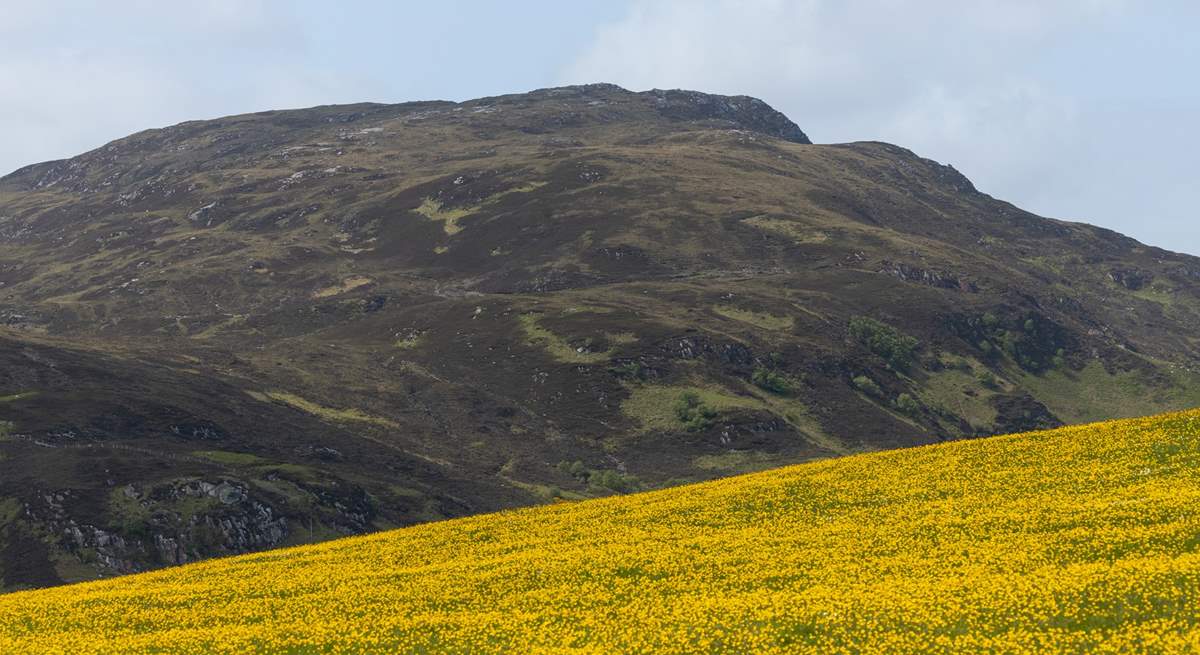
(256, 463, 325, 485)
(976, 369, 999, 389)
(506, 181, 548, 195)
(852, 375, 883, 398)
(621, 384, 759, 433)
(849, 317, 919, 371)
(972, 312, 1070, 373)
(106, 487, 152, 538)
(675, 392, 718, 432)
(751, 367, 793, 395)
(385, 485, 426, 499)
(555, 461, 641, 494)
(0, 391, 37, 403)
(894, 393, 921, 416)
(606, 332, 639, 345)
(1019, 361, 1200, 425)
(692, 451, 778, 473)
(394, 332, 425, 350)
(312, 276, 372, 299)
(0, 497, 22, 523)
(1126, 284, 1176, 307)
(609, 361, 647, 380)
(414, 198, 473, 235)
(247, 390, 399, 428)
(278, 518, 344, 548)
(192, 450, 266, 466)
(622, 381, 842, 452)
(191, 314, 248, 340)
(518, 314, 609, 364)
(713, 306, 793, 331)
(742, 215, 829, 244)
(504, 475, 588, 501)
(922, 363, 1000, 431)
(250, 476, 314, 507)
(0, 421, 12, 442)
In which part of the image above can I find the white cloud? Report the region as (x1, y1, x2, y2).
(0, 2, 357, 175)
(557, 0, 1200, 252)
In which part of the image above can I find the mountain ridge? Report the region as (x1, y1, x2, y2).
(1, 83, 809, 186)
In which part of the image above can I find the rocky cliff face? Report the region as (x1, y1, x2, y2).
(2, 84, 1199, 589)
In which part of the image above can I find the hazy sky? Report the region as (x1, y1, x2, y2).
(2, 1, 1196, 254)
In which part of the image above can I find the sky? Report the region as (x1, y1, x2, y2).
(2, 1, 1196, 254)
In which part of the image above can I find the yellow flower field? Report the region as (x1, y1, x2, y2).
(2, 410, 1199, 653)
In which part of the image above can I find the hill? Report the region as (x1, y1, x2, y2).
(1, 410, 1197, 653)
(3, 84, 1200, 586)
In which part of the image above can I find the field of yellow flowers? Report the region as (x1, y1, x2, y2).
(2, 411, 1199, 653)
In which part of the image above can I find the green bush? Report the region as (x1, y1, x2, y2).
(751, 367, 792, 395)
(608, 361, 646, 380)
(894, 393, 921, 415)
(587, 469, 641, 493)
(557, 461, 642, 494)
(852, 375, 883, 398)
(849, 317, 919, 371)
(675, 392, 717, 432)
(976, 369, 999, 389)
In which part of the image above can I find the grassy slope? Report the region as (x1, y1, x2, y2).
(1, 411, 1198, 653)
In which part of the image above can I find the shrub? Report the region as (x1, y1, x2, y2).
(976, 369, 999, 389)
(751, 367, 792, 395)
(587, 469, 641, 493)
(849, 317, 919, 371)
(675, 392, 717, 432)
(557, 462, 641, 494)
(894, 393, 921, 415)
(852, 375, 883, 398)
(608, 361, 646, 380)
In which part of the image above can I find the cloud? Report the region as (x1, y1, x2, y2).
(557, 0, 1200, 254)
(0, 2, 362, 176)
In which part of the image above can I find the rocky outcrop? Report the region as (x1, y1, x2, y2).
(646, 88, 812, 144)
(34, 480, 290, 575)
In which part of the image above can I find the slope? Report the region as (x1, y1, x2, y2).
(1, 409, 1197, 653)
(3, 83, 1200, 586)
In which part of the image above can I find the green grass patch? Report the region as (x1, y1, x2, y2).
(1019, 361, 1200, 425)
(518, 314, 610, 364)
(247, 390, 399, 428)
(621, 382, 843, 452)
(621, 384, 761, 432)
(692, 451, 778, 473)
(0, 391, 37, 403)
(0, 497, 21, 523)
(395, 334, 425, 350)
(192, 450, 267, 466)
(922, 362, 1001, 432)
(414, 198, 473, 235)
(312, 276, 372, 299)
(742, 215, 829, 244)
(713, 306, 793, 331)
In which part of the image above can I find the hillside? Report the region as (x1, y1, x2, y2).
(3, 84, 1200, 586)
(1, 410, 1197, 653)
